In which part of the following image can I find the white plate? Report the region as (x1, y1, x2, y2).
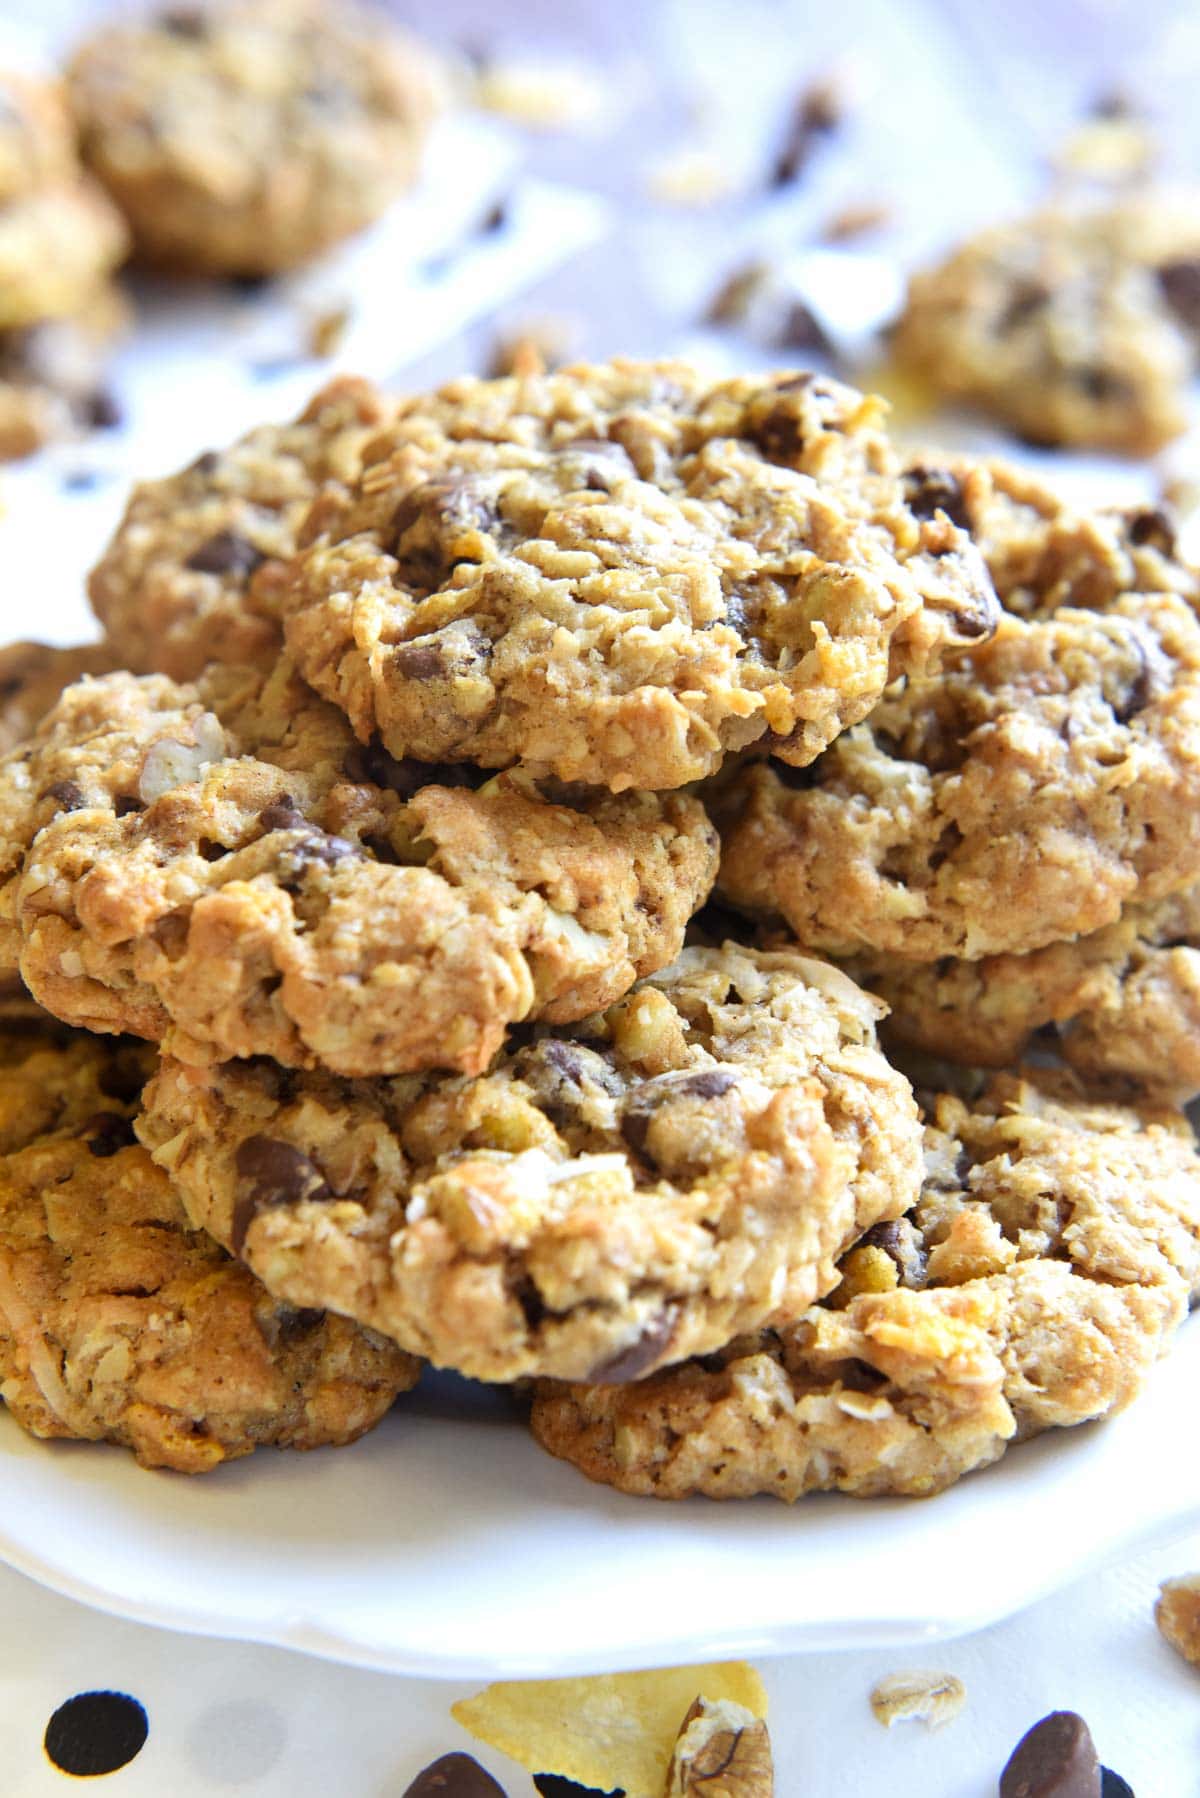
(1, 1317, 1197, 1681)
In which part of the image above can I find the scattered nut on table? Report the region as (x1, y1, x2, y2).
(1155, 1572, 1200, 1666)
(869, 1670, 966, 1731)
(665, 1697, 774, 1797)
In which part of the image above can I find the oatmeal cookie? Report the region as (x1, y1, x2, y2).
(281, 361, 999, 793)
(851, 880, 1200, 1102)
(892, 192, 1200, 455)
(0, 71, 78, 204)
(531, 1069, 1200, 1498)
(0, 641, 116, 755)
(0, 180, 127, 331)
(67, 0, 439, 277)
(0, 1019, 417, 1471)
(902, 457, 1200, 619)
(0, 281, 130, 461)
(715, 593, 1200, 960)
(90, 376, 394, 680)
(136, 945, 924, 1382)
(0, 659, 717, 1074)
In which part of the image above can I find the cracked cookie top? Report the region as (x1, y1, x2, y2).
(281, 360, 999, 792)
(0, 659, 717, 1074)
(0, 1017, 416, 1472)
(715, 592, 1200, 960)
(66, 0, 439, 276)
(136, 944, 924, 1383)
(531, 1069, 1200, 1500)
(892, 192, 1200, 455)
(90, 377, 395, 680)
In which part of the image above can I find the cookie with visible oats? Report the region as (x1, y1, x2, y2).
(892, 192, 1200, 455)
(281, 359, 998, 793)
(66, 0, 438, 276)
(0, 1018, 416, 1472)
(850, 880, 1200, 1102)
(89, 376, 394, 680)
(135, 945, 923, 1382)
(531, 1069, 1200, 1499)
(0, 659, 717, 1075)
(0, 641, 116, 755)
(715, 593, 1200, 961)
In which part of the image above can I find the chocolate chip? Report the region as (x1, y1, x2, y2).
(1127, 507, 1176, 554)
(44, 779, 85, 813)
(1072, 366, 1128, 403)
(393, 642, 450, 680)
(998, 281, 1050, 334)
(903, 465, 969, 530)
(541, 1039, 586, 1083)
(618, 1108, 652, 1160)
(114, 794, 144, 817)
(391, 477, 499, 550)
(257, 1303, 326, 1350)
(753, 404, 804, 462)
(403, 1753, 509, 1797)
(768, 77, 843, 188)
(1158, 258, 1200, 332)
(259, 795, 309, 834)
(588, 1307, 679, 1383)
(1110, 623, 1168, 724)
(678, 1069, 738, 1099)
(184, 531, 266, 579)
(84, 1112, 137, 1158)
(85, 389, 123, 431)
(999, 1711, 1102, 1798)
(232, 1137, 332, 1255)
(1100, 1772, 1134, 1797)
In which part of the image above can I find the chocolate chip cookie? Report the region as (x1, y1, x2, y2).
(851, 880, 1200, 1102)
(0, 1018, 417, 1472)
(0, 659, 717, 1075)
(715, 593, 1200, 960)
(136, 945, 924, 1382)
(67, 0, 439, 276)
(892, 192, 1200, 455)
(90, 376, 394, 680)
(531, 1069, 1200, 1498)
(281, 361, 999, 793)
(0, 280, 130, 461)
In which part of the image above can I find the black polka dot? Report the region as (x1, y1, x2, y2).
(44, 1691, 148, 1777)
(533, 1777, 623, 1798)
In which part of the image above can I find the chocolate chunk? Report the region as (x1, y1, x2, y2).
(858, 1218, 928, 1288)
(403, 1753, 508, 1798)
(752, 404, 805, 462)
(393, 642, 450, 680)
(84, 1112, 138, 1158)
(257, 1303, 327, 1350)
(904, 465, 969, 530)
(232, 1137, 332, 1255)
(392, 477, 499, 547)
(113, 794, 144, 818)
(1100, 1772, 1134, 1797)
(44, 779, 85, 813)
(259, 795, 309, 834)
(184, 530, 266, 580)
(679, 1069, 738, 1099)
(588, 1307, 679, 1383)
(1158, 258, 1200, 332)
(1126, 507, 1176, 554)
(999, 1711, 1102, 1798)
(1110, 623, 1168, 724)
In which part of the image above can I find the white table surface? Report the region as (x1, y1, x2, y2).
(2, 1, 1200, 1792)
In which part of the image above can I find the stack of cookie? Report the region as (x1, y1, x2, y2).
(0, 67, 128, 460)
(3, 360, 1199, 1505)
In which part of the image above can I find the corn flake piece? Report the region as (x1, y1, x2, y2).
(451, 1661, 768, 1798)
(869, 1669, 966, 1730)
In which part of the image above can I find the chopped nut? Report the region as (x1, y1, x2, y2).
(869, 1670, 966, 1731)
(307, 303, 351, 360)
(665, 1697, 773, 1796)
(138, 714, 225, 803)
(1156, 1572, 1200, 1665)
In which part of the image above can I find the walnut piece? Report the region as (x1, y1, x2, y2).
(664, 1697, 773, 1797)
(1156, 1573, 1200, 1666)
(869, 1670, 966, 1731)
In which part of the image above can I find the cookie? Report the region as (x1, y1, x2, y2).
(0, 280, 130, 461)
(281, 361, 999, 793)
(892, 192, 1200, 455)
(714, 592, 1200, 960)
(851, 880, 1200, 1102)
(0, 659, 717, 1075)
(902, 457, 1200, 619)
(531, 1069, 1200, 1499)
(0, 1018, 417, 1472)
(136, 945, 924, 1382)
(0, 180, 128, 330)
(0, 641, 116, 755)
(0, 71, 78, 204)
(89, 376, 394, 680)
(67, 0, 439, 276)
